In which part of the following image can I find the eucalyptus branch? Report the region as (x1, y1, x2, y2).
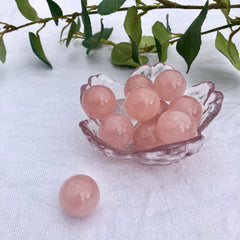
(155, 1, 240, 10)
(201, 21, 240, 35)
(165, 21, 240, 45)
(0, 0, 240, 70)
(1, 3, 240, 37)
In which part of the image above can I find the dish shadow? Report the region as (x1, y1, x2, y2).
(190, 65, 240, 93)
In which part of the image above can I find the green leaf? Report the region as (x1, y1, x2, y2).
(81, 0, 92, 40)
(129, 36, 140, 64)
(66, 21, 77, 47)
(0, 38, 7, 63)
(215, 31, 240, 70)
(46, 0, 63, 26)
(83, 19, 104, 54)
(29, 32, 52, 68)
(139, 36, 156, 53)
(222, 0, 231, 16)
(76, 17, 81, 32)
(166, 14, 171, 32)
(98, 0, 126, 15)
(124, 6, 142, 64)
(214, 0, 231, 16)
(214, 0, 232, 30)
(124, 6, 142, 46)
(135, 0, 146, 6)
(154, 36, 163, 62)
(152, 21, 171, 62)
(111, 42, 148, 67)
(176, 0, 209, 72)
(14, 0, 39, 21)
(83, 20, 113, 54)
(94, 27, 113, 41)
(221, 0, 231, 29)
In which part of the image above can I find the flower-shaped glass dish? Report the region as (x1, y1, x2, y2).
(79, 63, 224, 165)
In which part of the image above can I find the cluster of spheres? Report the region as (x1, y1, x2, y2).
(81, 69, 203, 151)
(59, 69, 204, 218)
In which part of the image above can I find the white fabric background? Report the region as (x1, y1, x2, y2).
(0, 1, 240, 239)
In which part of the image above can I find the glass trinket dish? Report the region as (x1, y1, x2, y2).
(79, 63, 224, 165)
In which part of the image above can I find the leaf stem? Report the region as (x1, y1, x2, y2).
(59, 20, 71, 42)
(227, 26, 240, 63)
(201, 21, 240, 35)
(0, 21, 9, 25)
(36, 22, 46, 37)
(87, 5, 98, 11)
(74, 32, 116, 46)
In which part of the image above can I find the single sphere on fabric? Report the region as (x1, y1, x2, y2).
(99, 113, 134, 149)
(124, 75, 154, 97)
(168, 95, 203, 125)
(125, 87, 160, 121)
(133, 119, 163, 150)
(156, 110, 196, 144)
(81, 85, 116, 119)
(154, 70, 186, 101)
(59, 174, 100, 218)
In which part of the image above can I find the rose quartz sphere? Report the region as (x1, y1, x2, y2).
(81, 85, 116, 119)
(124, 75, 154, 97)
(168, 95, 203, 125)
(99, 113, 134, 149)
(59, 174, 100, 218)
(159, 99, 168, 114)
(125, 87, 160, 121)
(154, 70, 186, 101)
(156, 110, 196, 145)
(133, 119, 162, 150)
(153, 99, 169, 120)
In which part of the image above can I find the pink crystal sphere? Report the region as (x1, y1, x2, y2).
(154, 70, 186, 101)
(156, 110, 196, 144)
(159, 99, 168, 114)
(99, 113, 134, 149)
(124, 75, 154, 97)
(153, 99, 169, 120)
(59, 174, 100, 218)
(168, 95, 203, 125)
(81, 85, 116, 119)
(133, 119, 162, 150)
(125, 87, 160, 121)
